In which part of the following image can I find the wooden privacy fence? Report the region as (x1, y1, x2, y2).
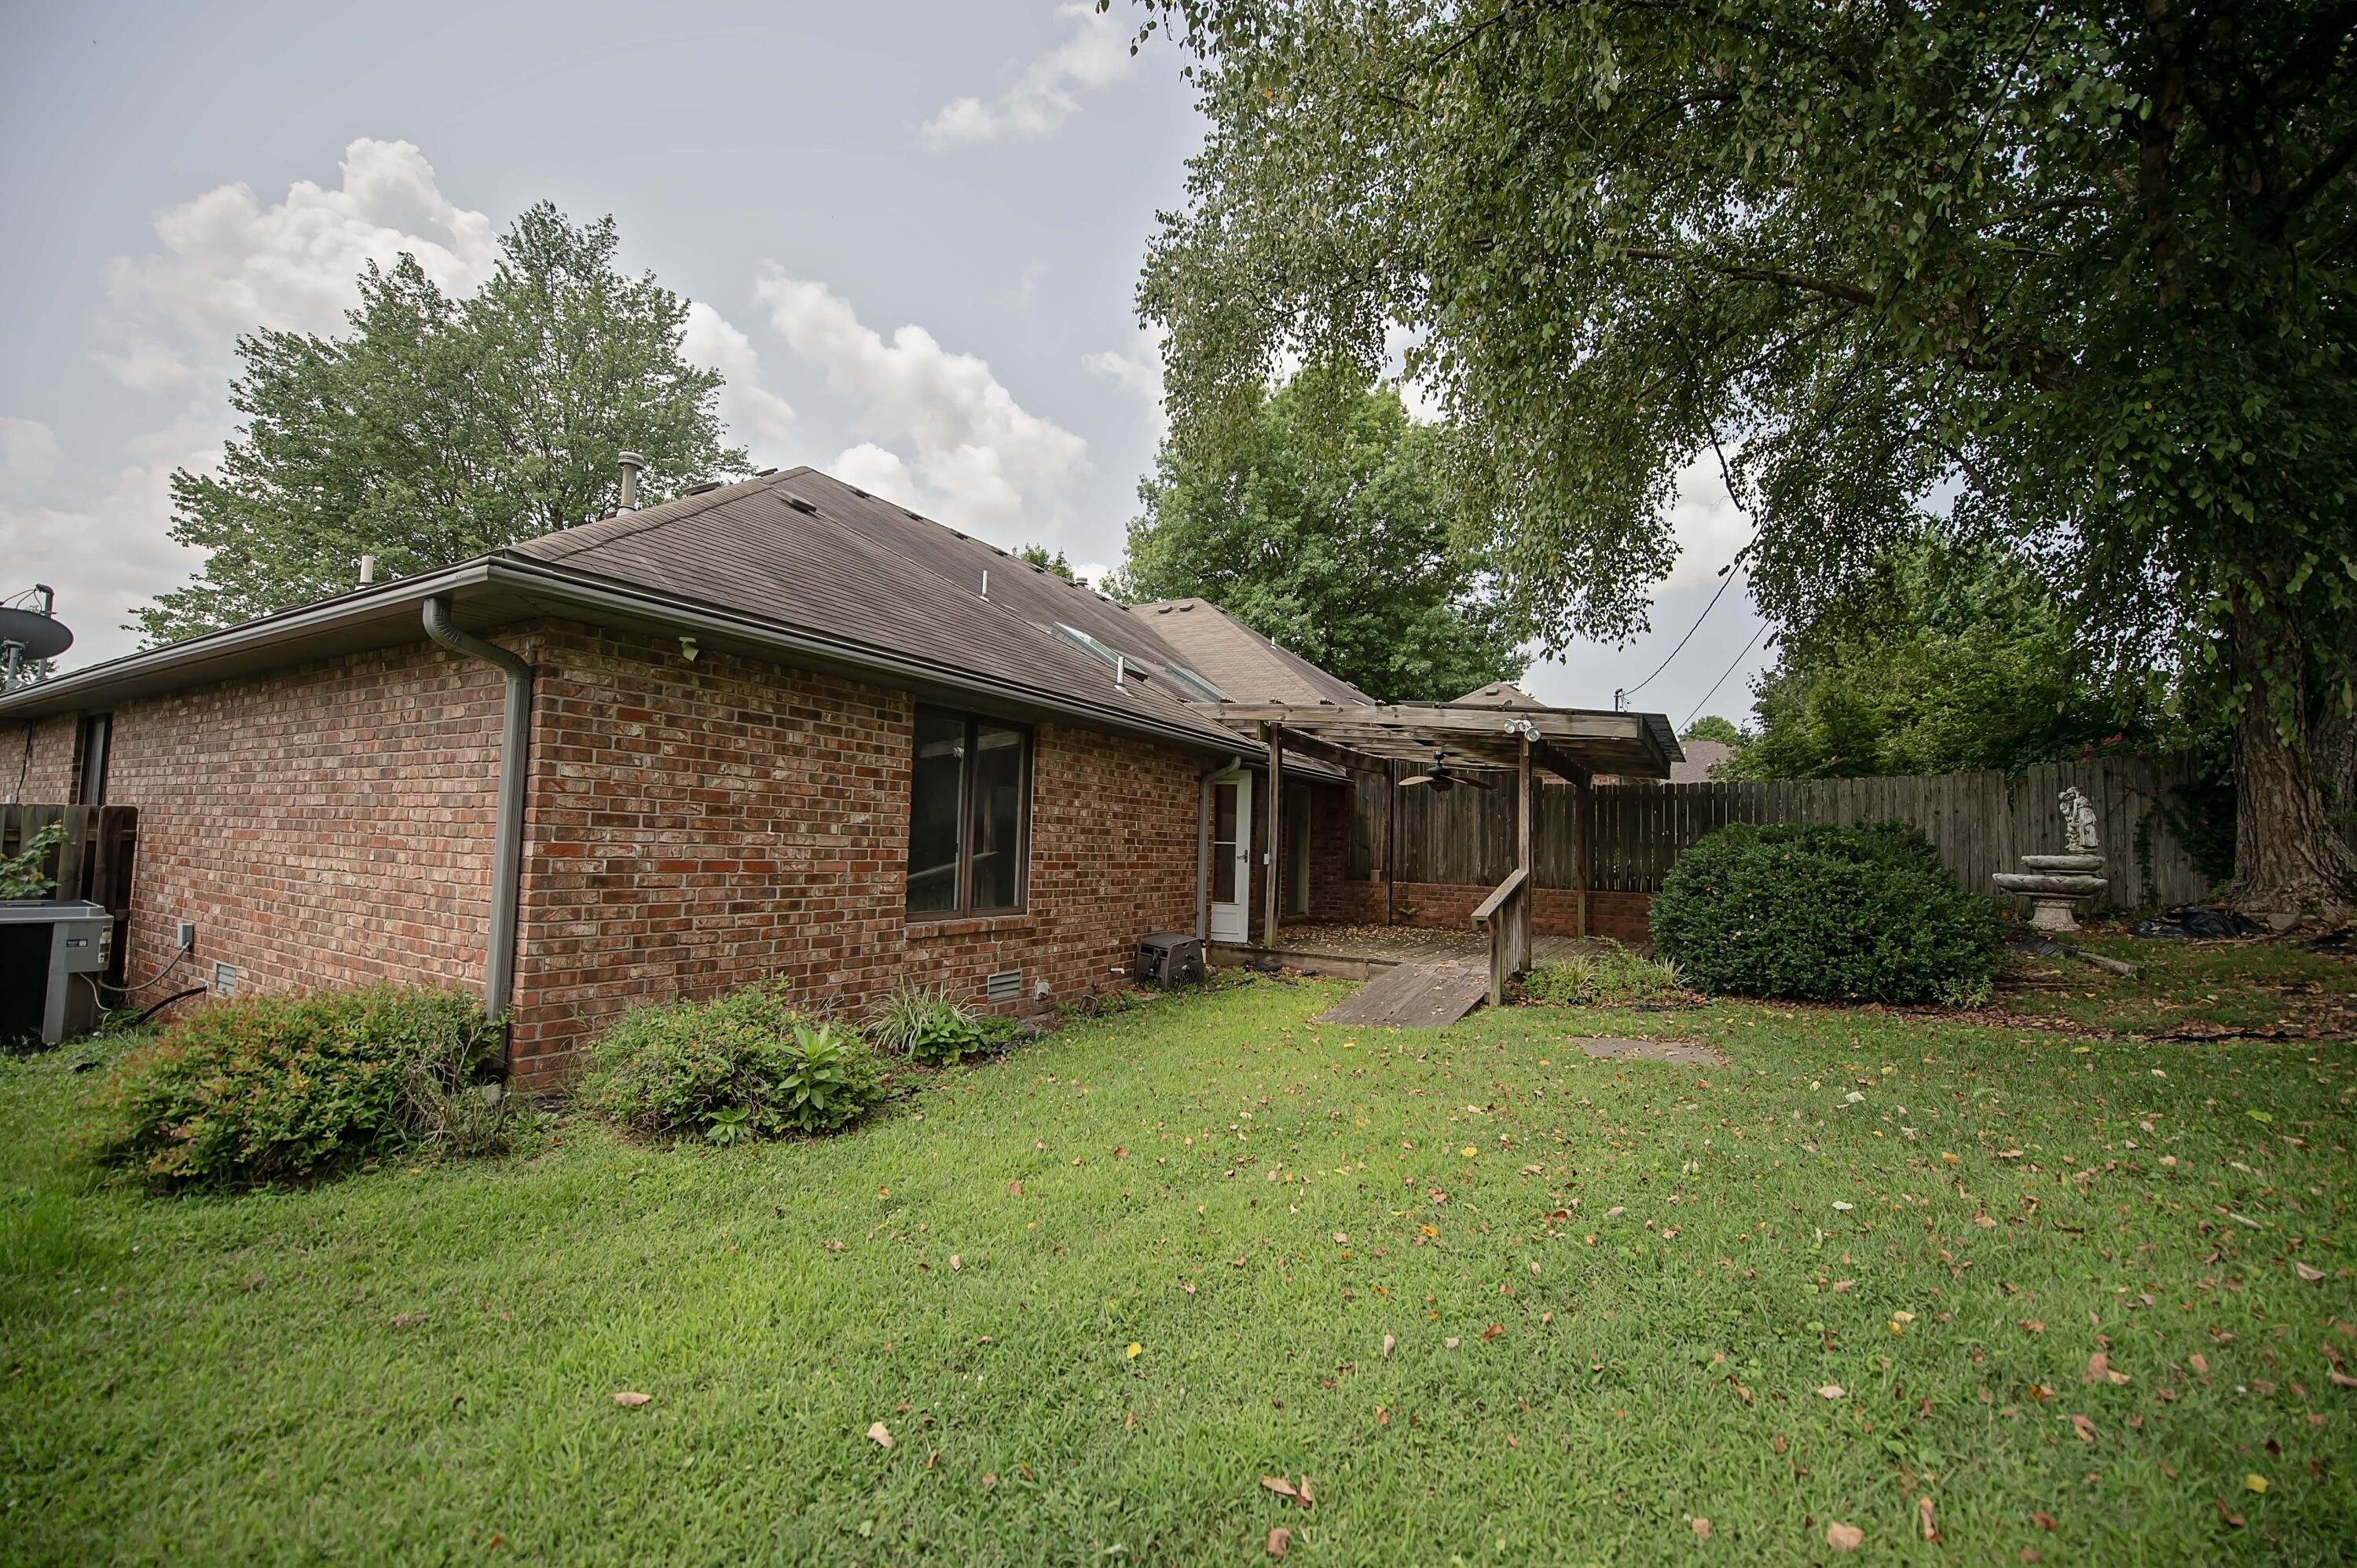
(1348, 755, 2210, 912)
(2, 803, 138, 981)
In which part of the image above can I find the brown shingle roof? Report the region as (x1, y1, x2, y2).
(506, 468, 1244, 750)
(1125, 598, 1373, 707)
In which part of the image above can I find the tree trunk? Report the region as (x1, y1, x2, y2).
(2229, 602, 2357, 914)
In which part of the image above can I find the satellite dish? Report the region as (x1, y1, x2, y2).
(0, 605, 73, 661)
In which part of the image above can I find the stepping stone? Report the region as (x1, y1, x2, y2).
(1318, 961, 1490, 1029)
(1568, 1036, 1726, 1065)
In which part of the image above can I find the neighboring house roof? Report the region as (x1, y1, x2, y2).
(1453, 681, 1545, 709)
(1668, 739, 1736, 782)
(1126, 598, 1373, 707)
(0, 468, 1247, 759)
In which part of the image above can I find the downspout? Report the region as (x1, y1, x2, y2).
(1197, 754, 1241, 943)
(423, 597, 532, 1062)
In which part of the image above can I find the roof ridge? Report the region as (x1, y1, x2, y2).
(521, 470, 803, 564)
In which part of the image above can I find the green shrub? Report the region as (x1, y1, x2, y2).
(0, 821, 68, 899)
(83, 986, 503, 1189)
(1523, 942, 1692, 1007)
(867, 980, 988, 1065)
(1650, 821, 1997, 1006)
(576, 980, 882, 1140)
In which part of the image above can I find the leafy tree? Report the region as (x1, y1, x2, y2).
(1680, 715, 1749, 749)
(1014, 544, 1080, 584)
(1722, 535, 2176, 779)
(1132, 0, 2357, 907)
(139, 204, 746, 644)
(1116, 372, 1526, 702)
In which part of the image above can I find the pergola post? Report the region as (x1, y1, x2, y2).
(1574, 776, 1593, 938)
(1262, 721, 1284, 947)
(1517, 731, 1534, 968)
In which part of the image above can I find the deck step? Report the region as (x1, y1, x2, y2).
(1316, 960, 1490, 1029)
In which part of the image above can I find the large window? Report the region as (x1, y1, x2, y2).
(907, 706, 1031, 916)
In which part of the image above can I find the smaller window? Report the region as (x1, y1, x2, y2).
(75, 713, 112, 805)
(907, 706, 1032, 916)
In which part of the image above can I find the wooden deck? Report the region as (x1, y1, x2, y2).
(1314, 959, 1489, 1029)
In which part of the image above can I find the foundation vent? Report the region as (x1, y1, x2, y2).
(984, 970, 1022, 1005)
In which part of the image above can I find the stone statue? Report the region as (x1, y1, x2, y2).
(1992, 784, 2109, 932)
(2059, 786, 2099, 854)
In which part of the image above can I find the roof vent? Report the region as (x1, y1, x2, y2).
(617, 450, 646, 511)
(756, 466, 779, 476)
(784, 496, 820, 515)
(684, 480, 723, 496)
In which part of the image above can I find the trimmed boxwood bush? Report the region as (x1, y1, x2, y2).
(84, 985, 503, 1189)
(575, 980, 883, 1141)
(1650, 821, 1997, 1006)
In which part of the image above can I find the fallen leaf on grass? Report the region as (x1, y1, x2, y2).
(2328, 1368, 2357, 1390)
(1126, 1343, 1142, 1359)
(2084, 1353, 2131, 1385)
(1381, 1334, 1396, 1358)
(2294, 1261, 2325, 1284)
(867, 1421, 893, 1449)
(1008, 1180, 1021, 1197)
(1445, 1337, 1461, 1350)
(1691, 1518, 1712, 1541)
(949, 1255, 962, 1271)
(2245, 1474, 2269, 1493)
(1817, 1385, 1846, 1400)
(613, 1391, 652, 1408)
(1918, 1495, 1938, 1541)
(1480, 1324, 1504, 1342)
(1266, 1526, 1290, 1557)
(2212, 1497, 2245, 1529)
(1826, 1521, 1864, 1551)
(2068, 1414, 2097, 1444)
(2189, 1353, 2210, 1376)
(1262, 1475, 1298, 1500)
(2031, 1511, 2056, 1530)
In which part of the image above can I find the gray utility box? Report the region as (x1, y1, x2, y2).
(0, 899, 112, 1046)
(1134, 932, 1206, 989)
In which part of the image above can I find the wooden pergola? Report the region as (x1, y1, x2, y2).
(1211, 700, 1681, 1004)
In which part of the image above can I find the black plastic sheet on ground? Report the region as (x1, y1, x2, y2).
(2128, 904, 2265, 940)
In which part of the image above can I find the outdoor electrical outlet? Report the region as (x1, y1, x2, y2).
(175, 921, 196, 952)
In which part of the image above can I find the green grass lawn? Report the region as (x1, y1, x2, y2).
(3, 947, 2353, 1565)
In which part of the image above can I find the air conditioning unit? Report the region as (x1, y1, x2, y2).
(1133, 932, 1205, 988)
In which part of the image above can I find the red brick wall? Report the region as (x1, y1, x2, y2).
(505, 625, 1203, 1087)
(2, 715, 80, 802)
(85, 640, 509, 1000)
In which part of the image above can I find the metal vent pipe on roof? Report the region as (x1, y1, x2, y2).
(618, 450, 646, 511)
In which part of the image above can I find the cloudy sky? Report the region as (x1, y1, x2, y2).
(0, 0, 1772, 727)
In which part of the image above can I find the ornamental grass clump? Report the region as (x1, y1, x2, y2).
(83, 985, 504, 1190)
(575, 980, 882, 1141)
(1523, 942, 1693, 1008)
(1650, 821, 1997, 1006)
(866, 980, 990, 1065)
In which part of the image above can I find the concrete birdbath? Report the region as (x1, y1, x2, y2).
(1992, 786, 2108, 932)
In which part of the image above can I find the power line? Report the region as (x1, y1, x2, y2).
(1682, 623, 1770, 730)
(1619, 557, 1743, 702)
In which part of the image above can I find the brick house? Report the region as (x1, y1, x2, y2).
(0, 471, 1288, 1086)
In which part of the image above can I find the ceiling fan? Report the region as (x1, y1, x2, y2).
(1396, 753, 1495, 793)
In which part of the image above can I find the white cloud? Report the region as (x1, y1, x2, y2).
(922, 3, 1134, 147)
(0, 419, 62, 490)
(0, 408, 218, 668)
(832, 442, 917, 507)
(1082, 324, 1168, 434)
(682, 302, 797, 456)
(754, 269, 1087, 529)
(1662, 450, 1754, 589)
(96, 137, 498, 390)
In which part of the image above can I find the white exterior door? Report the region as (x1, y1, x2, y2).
(1209, 771, 1252, 942)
